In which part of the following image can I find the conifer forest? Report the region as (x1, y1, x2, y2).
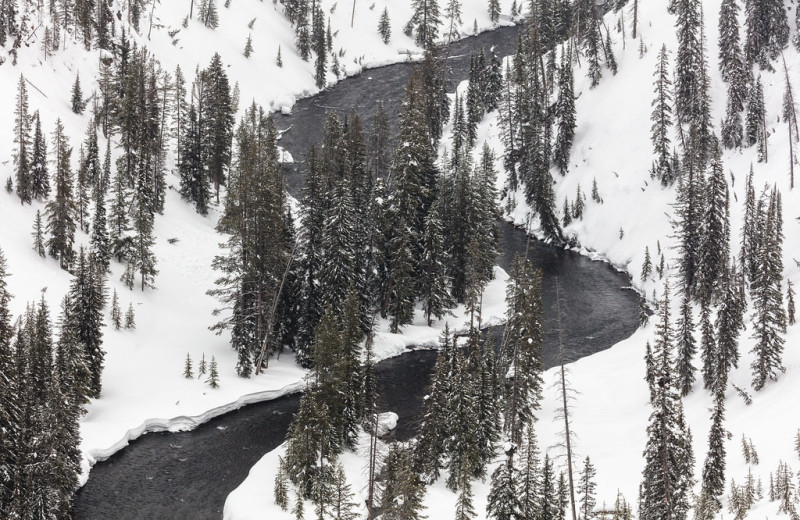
(1, 0, 800, 518)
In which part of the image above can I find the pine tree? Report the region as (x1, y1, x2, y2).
(746, 77, 766, 152)
(110, 289, 122, 330)
(331, 464, 359, 520)
(313, 7, 327, 88)
(200, 53, 235, 204)
(45, 119, 76, 270)
(30, 111, 49, 200)
(651, 45, 674, 186)
(787, 279, 795, 325)
(380, 443, 427, 520)
(199, 0, 219, 28)
(90, 181, 110, 271)
(639, 283, 695, 520)
(124, 302, 136, 329)
(714, 261, 744, 392)
(274, 457, 290, 511)
(553, 45, 576, 175)
(14, 74, 32, 205)
(131, 162, 158, 291)
(32, 210, 46, 258)
(243, 33, 254, 58)
(744, 0, 788, 68)
(419, 205, 454, 326)
(207, 355, 219, 388)
(198, 353, 207, 377)
(444, 0, 463, 43)
(719, 0, 746, 97)
(502, 255, 544, 446)
(750, 187, 786, 390)
(700, 393, 727, 514)
(486, 450, 521, 520)
(183, 353, 193, 378)
(408, 0, 441, 49)
(68, 249, 106, 398)
(699, 295, 717, 392)
(70, 75, 85, 117)
(489, 0, 501, 23)
(673, 141, 705, 297)
(697, 144, 730, 301)
(675, 291, 696, 397)
(641, 247, 653, 281)
(585, 14, 602, 88)
(578, 456, 597, 519)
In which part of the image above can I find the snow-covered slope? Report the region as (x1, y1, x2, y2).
(224, 0, 800, 517)
(0, 0, 517, 485)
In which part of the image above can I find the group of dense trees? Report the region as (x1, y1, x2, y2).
(0, 247, 105, 519)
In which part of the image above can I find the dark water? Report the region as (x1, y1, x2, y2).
(74, 23, 640, 520)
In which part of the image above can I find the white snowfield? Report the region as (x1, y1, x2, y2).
(0, 0, 520, 489)
(225, 0, 800, 518)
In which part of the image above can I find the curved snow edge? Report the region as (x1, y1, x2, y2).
(79, 379, 307, 486)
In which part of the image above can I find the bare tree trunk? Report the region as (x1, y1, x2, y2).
(351, 0, 356, 28)
(190, 0, 194, 19)
(556, 279, 578, 520)
(632, 0, 638, 40)
(254, 241, 298, 373)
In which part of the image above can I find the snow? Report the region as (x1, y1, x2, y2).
(224, 0, 800, 517)
(0, 0, 519, 489)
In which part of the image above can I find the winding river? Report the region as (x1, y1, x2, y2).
(73, 24, 639, 519)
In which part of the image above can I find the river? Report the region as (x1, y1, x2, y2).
(73, 23, 639, 520)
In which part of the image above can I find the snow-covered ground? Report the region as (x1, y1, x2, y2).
(0, 0, 517, 486)
(224, 0, 800, 517)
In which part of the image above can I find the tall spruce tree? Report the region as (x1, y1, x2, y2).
(749, 187, 786, 390)
(639, 283, 695, 520)
(45, 119, 76, 270)
(674, 291, 696, 397)
(553, 45, 576, 175)
(651, 45, 675, 185)
(14, 74, 32, 205)
(744, 0, 788, 67)
(408, 0, 441, 49)
(69, 249, 106, 397)
(699, 393, 727, 515)
(30, 111, 49, 201)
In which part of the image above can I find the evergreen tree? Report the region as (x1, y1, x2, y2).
(578, 456, 597, 520)
(13, 74, 32, 205)
(651, 45, 675, 185)
(0, 248, 14, 513)
(179, 103, 210, 214)
(444, 0, 463, 43)
(277, 45, 283, 67)
(419, 205, 454, 325)
(200, 53, 235, 203)
(30, 111, 49, 201)
(125, 302, 136, 329)
(642, 246, 653, 281)
(584, 13, 602, 88)
(130, 161, 158, 291)
(746, 77, 766, 151)
(700, 393, 727, 514)
(32, 210, 46, 258)
(502, 255, 544, 446)
(110, 289, 122, 330)
(673, 141, 705, 297)
(71, 73, 85, 114)
(713, 262, 744, 392)
(744, 0, 788, 67)
(331, 464, 359, 520)
(698, 144, 730, 301)
(45, 119, 76, 270)
(380, 443, 427, 520)
(675, 291, 696, 397)
(486, 450, 521, 520)
(69, 249, 106, 397)
(207, 355, 219, 388)
(750, 187, 786, 390)
(489, 0, 501, 23)
(379, 7, 391, 43)
(199, 0, 219, 29)
(639, 283, 695, 520)
(184, 353, 194, 378)
(408, 0, 441, 49)
(553, 46, 576, 175)
(90, 179, 111, 271)
(274, 457, 290, 511)
(313, 7, 327, 88)
(244, 33, 253, 58)
(787, 279, 795, 325)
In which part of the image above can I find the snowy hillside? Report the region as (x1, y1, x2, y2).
(0, 0, 517, 487)
(224, 0, 800, 517)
